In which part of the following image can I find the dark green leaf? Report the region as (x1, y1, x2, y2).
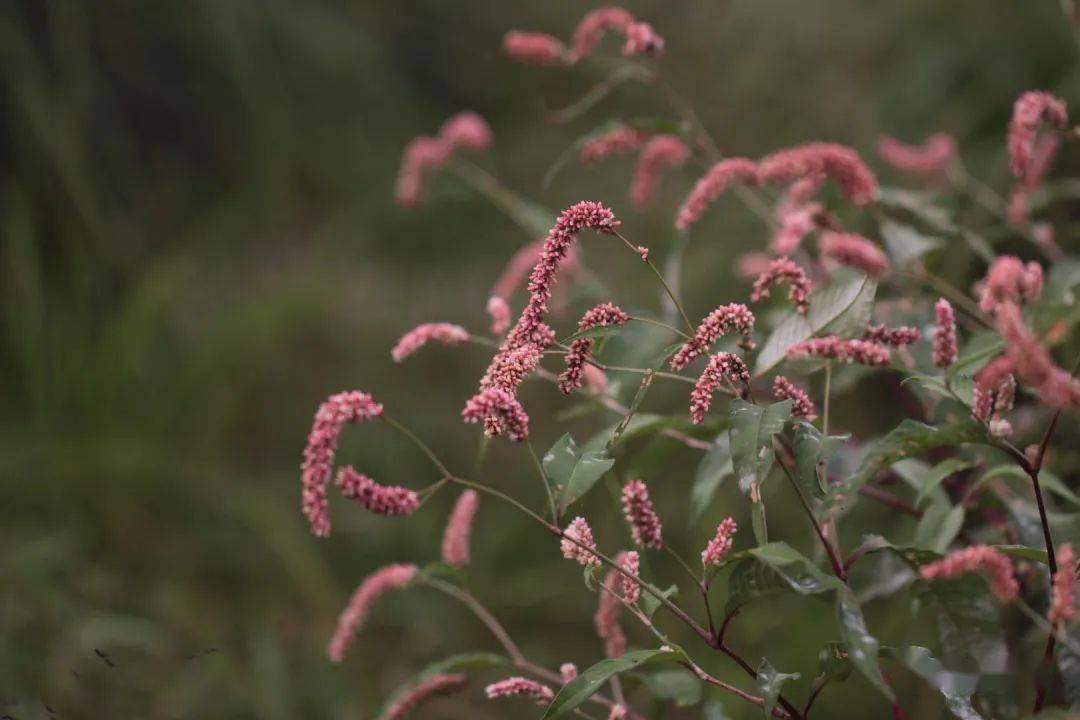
(993, 544, 1049, 564)
(543, 649, 686, 719)
(640, 583, 679, 620)
(561, 324, 624, 344)
(919, 575, 1009, 674)
(851, 420, 988, 487)
(881, 646, 982, 720)
(757, 659, 800, 718)
(914, 503, 965, 553)
(836, 590, 893, 700)
(690, 435, 733, 524)
(793, 420, 848, 499)
(543, 433, 615, 508)
(880, 219, 944, 267)
(913, 459, 976, 506)
(818, 642, 853, 682)
(642, 668, 703, 707)
(729, 400, 791, 494)
(726, 542, 845, 614)
(948, 333, 1004, 381)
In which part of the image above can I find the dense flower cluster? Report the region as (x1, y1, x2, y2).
(690, 352, 750, 424)
(558, 302, 629, 395)
(487, 295, 511, 335)
(621, 479, 663, 549)
(395, 112, 493, 206)
(559, 663, 578, 684)
(818, 231, 891, 277)
(977, 256, 1044, 312)
(328, 564, 418, 662)
(617, 550, 641, 603)
(1050, 544, 1078, 627)
(441, 489, 479, 567)
(336, 467, 419, 517)
(391, 323, 469, 362)
(461, 386, 531, 441)
(758, 142, 878, 206)
(382, 674, 468, 720)
(1008, 91, 1068, 178)
(485, 677, 555, 705)
(863, 324, 921, 347)
(675, 158, 759, 231)
(702, 518, 738, 566)
(581, 125, 651, 164)
(502, 31, 566, 64)
(787, 337, 891, 366)
(876, 133, 956, 175)
(670, 303, 755, 370)
(920, 545, 1019, 602)
(932, 298, 958, 368)
(994, 302, 1080, 408)
(561, 516, 601, 567)
(750, 257, 812, 314)
(773, 376, 817, 420)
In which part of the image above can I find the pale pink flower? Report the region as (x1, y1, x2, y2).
(751, 257, 812, 314)
(328, 563, 418, 661)
(995, 302, 1080, 408)
(485, 677, 555, 705)
(670, 303, 756, 370)
(336, 467, 419, 517)
(616, 550, 641, 603)
(581, 125, 650, 164)
(438, 111, 492, 153)
(562, 516, 601, 567)
(621, 479, 663, 549)
(559, 663, 578, 684)
(302, 390, 384, 537)
(787, 337, 891, 366)
(702, 517, 738, 566)
(381, 674, 468, 720)
(502, 31, 566, 65)
(596, 569, 627, 658)
(978, 256, 1044, 312)
(773, 376, 817, 420)
(608, 705, 629, 720)
(570, 6, 636, 62)
(876, 133, 956, 175)
(630, 135, 689, 207)
(583, 364, 608, 395)
(933, 298, 958, 368)
(1008, 91, 1068, 178)
(487, 295, 511, 335)
(770, 202, 822, 255)
(558, 302, 629, 395)
(919, 545, 1019, 602)
(675, 158, 759, 231)
(622, 21, 664, 57)
(635, 245, 650, 262)
(1051, 544, 1078, 627)
(441, 489, 479, 567)
(491, 239, 582, 313)
(690, 352, 750, 424)
(482, 342, 544, 394)
(736, 252, 776, 279)
(863, 324, 921, 347)
(758, 142, 878, 206)
(818, 231, 891, 278)
(1007, 135, 1061, 229)
(461, 386, 531, 441)
(394, 136, 450, 206)
(391, 323, 469, 362)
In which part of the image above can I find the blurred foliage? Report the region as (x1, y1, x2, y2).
(0, 1, 1077, 719)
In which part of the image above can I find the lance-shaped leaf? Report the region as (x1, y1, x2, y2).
(640, 583, 679, 620)
(792, 420, 848, 499)
(730, 400, 791, 544)
(881, 646, 982, 720)
(758, 658, 800, 718)
(836, 589, 894, 701)
(542, 648, 686, 719)
(542, 433, 615, 509)
(641, 668, 703, 708)
(849, 419, 988, 488)
(690, 434, 733, 525)
(880, 219, 944, 267)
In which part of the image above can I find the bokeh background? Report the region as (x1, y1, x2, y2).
(2, 1, 1078, 718)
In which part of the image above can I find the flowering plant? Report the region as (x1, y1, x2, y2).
(301, 8, 1080, 719)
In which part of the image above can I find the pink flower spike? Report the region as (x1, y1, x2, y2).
(773, 376, 817, 420)
(608, 705, 629, 720)
(302, 390, 384, 537)
(635, 245, 650, 262)
(438, 111, 492, 153)
(690, 352, 750, 424)
(487, 295, 511, 335)
(787, 337, 891, 367)
(327, 563, 418, 661)
(994, 301, 1080, 408)
(863, 324, 921, 347)
(485, 677, 555, 706)
(461, 386, 530, 441)
(978, 256, 1044, 312)
(558, 302, 629, 395)
(622, 21, 665, 57)
(1008, 91, 1068, 178)
(616, 550, 641, 603)
(919, 545, 1019, 602)
(751, 257, 812, 314)
(621, 480, 664, 549)
(702, 517, 738, 566)
(559, 663, 578, 684)
(631, 135, 689, 207)
(581, 125, 650, 164)
(595, 568, 627, 658)
(1051, 544, 1078, 627)
(391, 322, 469, 362)
(675, 158, 759, 232)
(569, 6, 636, 62)
(562, 516, 601, 567)
(933, 298, 958, 368)
(758, 142, 878, 206)
(381, 674, 468, 720)
(583, 364, 608, 395)
(502, 31, 566, 65)
(394, 136, 450, 206)
(770, 202, 822, 255)
(819, 231, 891, 278)
(670, 304, 756, 371)
(876, 133, 956, 175)
(441, 489, 479, 567)
(736, 252, 775, 279)
(336, 467, 419, 517)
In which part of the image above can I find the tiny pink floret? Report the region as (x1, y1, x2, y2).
(391, 322, 469, 362)
(621, 479, 663, 549)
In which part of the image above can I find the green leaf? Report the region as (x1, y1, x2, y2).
(1057, 625, 1080, 708)
(948, 332, 1004, 381)
(754, 273, 878, 376)
(542, 433, 616, 509)
(914, 503, 965, 553)
(980, 464, 1080, 507)
(690, 435, 733, 524)
(793, 420, 848, 499)
(729, 400, 791, 494)
(640, 583, 679, 620)
(880, 219, 944, 267)
(543, 648, 686, 719)
(993, 544, 1049, 564)
(757, 658, 800, 718)
(913, 459, 976, 506)
(919, 575, 1009, 674)
(881, 646, 982, 720)
(836, 589, 893, 700)
(818, 642, 854, 682)
(377, 652, 507, 719)
(642, 668, 703, 707)
(561, 324, 624, 344)
(901, 372, 975, 407)
(850, 420, 988, 487)
(726, 542, 845, 614)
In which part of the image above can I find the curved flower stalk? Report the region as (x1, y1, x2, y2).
(876, 133, 955, 175)
(690, 352, 750, 424)
(301, 390, 385, 537)
(391, 323, 469, 362)
(558, 302, 629, 394)
(630, 135, 689, 207)
(380, 673, 468, 720)
(616, 550, 641, 603)
(758, 142, 878, 206)
(919, 545, 1019, 602)
(675, 158, 759, 231)
(328, 564, 419, 662)
(750, 257, 812, 314)
(670, 303, 755, 371)
(818, 231, 891, 277)
(620, 479, 663, 549)
(442, 489, 479, 567)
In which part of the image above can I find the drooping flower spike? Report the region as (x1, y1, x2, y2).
(689, 352, 751, 424)
(441, 489, 479, 567)
(630, 135, 689, 207)
(758, 142, 878, 206)
(1050, 543, 1078, 627)
(380, 674, 469, 720)
(391, 323, 469, 362)
(862, 324, 921, 347)
(994, 301, 1080, 408)
(558, 302, 629, 395)
(301, 390, 385, 537)
(787, 337, 891, 367)
(702, 517, 738, 566)
(675, 158, 759, 232)
(773, 376, 817, 420)
(818, 231, 891, 278)
(750, 257, 812, 314)
(461, 386, 531, 441)
(487, 295, 511, 335)
(771, 202, 822, 255)
(670, 303, 755, 371)
(394, 137, 450, 206)
(876, 133, 956, 175)
(569, 6, 637, 62)
(485, 677, 555, 705)
(328, 563, 418, 661)
(438, 111, 493, 154)
(581, 125, 650, 164)
(1008, 134, 1062, 229)
(1008, 91, 1068, 179)
(336, 467, 419, 517)
(595, 566, 627, 658)
(919, 545, 1019, 602)
(616, 550, 641, 603)
(620, 479, 663, 549)
(977, 256, 1044, 312)
(502, 31, 567, 65)
(561, 516, 601, 567)
(932, 298, 958, 368)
